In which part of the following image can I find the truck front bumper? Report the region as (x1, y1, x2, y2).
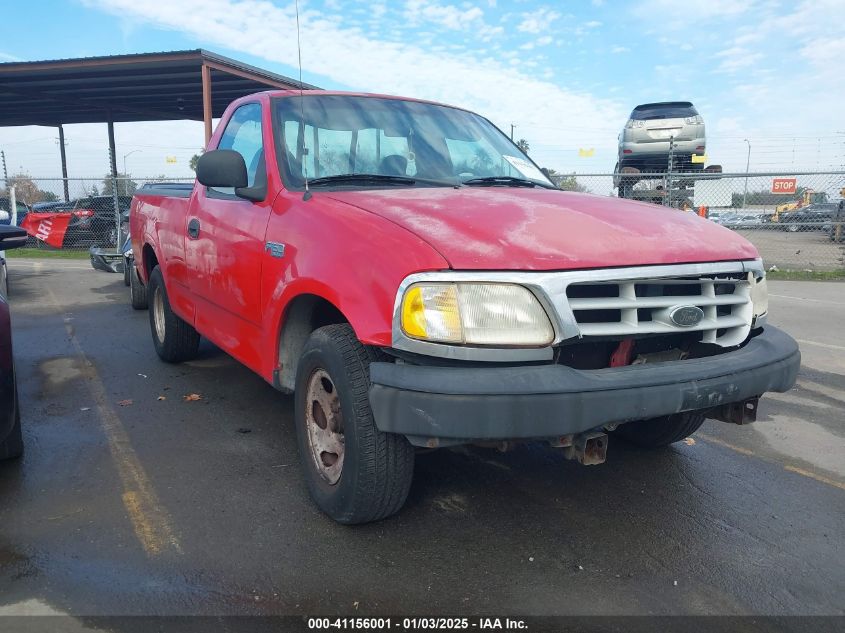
(369, 326, 800, 446)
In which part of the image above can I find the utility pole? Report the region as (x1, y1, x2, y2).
(1, 150, 7, 187)
(122, 150, 141, 195)
(57, 126, 70, 202)
(742, 139, 751, 210)
(510, 124, 515, 141)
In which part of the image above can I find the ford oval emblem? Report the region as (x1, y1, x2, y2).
(669, 305, 704, 327)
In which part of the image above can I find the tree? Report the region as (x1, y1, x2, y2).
(516, 139, 530, 154)
(541, 168, 589, 192)
(555, 173, 589, 193)
(189, 151, 204, 172)
(102, 172, 138, 197)
(0, 173, 56, 206)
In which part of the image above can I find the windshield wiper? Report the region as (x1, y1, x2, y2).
(462, 176, 555, 189)
(307, 174, 416, 187)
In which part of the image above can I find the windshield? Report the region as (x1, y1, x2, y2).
(630, 102, 698, 120)
(273, 95, 553, 189)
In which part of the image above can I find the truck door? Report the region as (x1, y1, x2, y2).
(185, 102, 272, 342)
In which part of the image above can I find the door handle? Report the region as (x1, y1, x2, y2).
(187, 218, 200, 239)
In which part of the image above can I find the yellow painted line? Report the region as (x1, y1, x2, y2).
(698, 433, 845, 492)
(697, 433, 754, 456)
(45, 287, 181, 556)
(783, 466, 845, 492)
(796, 339, 845, 353)
(7, 262, 91, 270)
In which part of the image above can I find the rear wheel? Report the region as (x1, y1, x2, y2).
(614, 412, 705, 448)
(129, 261, 148, 310)
(147, 266, 199, 362)
(294, 324, 415, 524)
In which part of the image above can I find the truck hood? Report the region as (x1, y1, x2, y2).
(325, 187, 759, 270)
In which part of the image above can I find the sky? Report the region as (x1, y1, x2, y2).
(0, 0, 843, 182)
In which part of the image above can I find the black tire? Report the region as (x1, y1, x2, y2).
(294, 324, 414, 524)
(786, 224, 799, 233)
(129, 261, 148, 310)
(147, 266, 199, 363)
(123, 259, 131, 286)
(614, 412, 705, 448)
(0, 386, 23, 461)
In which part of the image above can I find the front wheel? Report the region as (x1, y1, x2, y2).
(614, 412, 705, 448)
(147, 266, 199, 362)
(294, 324, 415, 524)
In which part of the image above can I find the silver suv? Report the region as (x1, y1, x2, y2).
(617, 101, 705, 173)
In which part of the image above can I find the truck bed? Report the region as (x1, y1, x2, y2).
(135, 182, 194, 198)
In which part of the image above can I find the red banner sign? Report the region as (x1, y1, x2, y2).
(20, 212, 73, 249)
(771, 178, 797, 194)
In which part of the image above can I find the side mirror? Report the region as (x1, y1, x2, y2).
(0, 225, 28, 250)
(196, 150, 248, 188)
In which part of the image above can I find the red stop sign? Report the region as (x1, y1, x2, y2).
(772, 178, 797, 194)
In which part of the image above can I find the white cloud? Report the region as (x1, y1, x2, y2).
(713, 46, 764, 73)
(404, 0, 484, 31)
(77, 0, 624, 174)
(610, 46, 629, 54)
(583, 20, 602, 28)
(517, 7, 561, 34)
(631, 0, 752, 28)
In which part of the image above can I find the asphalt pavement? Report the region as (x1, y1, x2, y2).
(0, 259, 843, 620)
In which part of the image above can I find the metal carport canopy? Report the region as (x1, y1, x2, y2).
(0, 49, 316, 203)
(0, 48, 316, 142)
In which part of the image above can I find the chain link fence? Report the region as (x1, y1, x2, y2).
(0, 177, 191, 252)
(550, 170, 845, 272)
(3, 172, 843, 272)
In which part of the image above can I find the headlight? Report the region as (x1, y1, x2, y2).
(750, 275, 768, 323)
(400, 282, 554, 346)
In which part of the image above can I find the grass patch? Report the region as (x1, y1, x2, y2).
(766, 269, 845, 281)
(5, 248, 90, 259)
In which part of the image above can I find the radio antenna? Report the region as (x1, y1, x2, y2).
(294, 0, 311, 200)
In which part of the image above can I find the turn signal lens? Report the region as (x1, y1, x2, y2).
(401, 284, 462, 343)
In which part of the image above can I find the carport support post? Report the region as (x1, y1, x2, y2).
(9, 185, 16, 226)
(202, 64, 213, 146)
(58, 124, 69, 202)
(107, 117, 121, 254)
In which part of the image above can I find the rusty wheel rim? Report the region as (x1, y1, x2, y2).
(305, 368, 345, 485)
(153, 286, 166, 343)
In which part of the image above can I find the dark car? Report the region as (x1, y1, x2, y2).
(64, 195, 132, 247)
(782, 204, 837, 232)
(0, 225, 28, 460)
(0, 198, 30, 225)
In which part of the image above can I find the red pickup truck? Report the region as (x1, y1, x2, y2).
(131, 91, 800, 524)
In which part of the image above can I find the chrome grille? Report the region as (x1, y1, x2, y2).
(566, 275, 752, 346)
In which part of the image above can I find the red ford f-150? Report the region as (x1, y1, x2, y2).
(131, 91, 800, 524)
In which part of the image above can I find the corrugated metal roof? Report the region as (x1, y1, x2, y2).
(0, 49, 318, 126)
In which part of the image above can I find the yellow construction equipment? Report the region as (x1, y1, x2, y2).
(772, 189, 826, 222)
